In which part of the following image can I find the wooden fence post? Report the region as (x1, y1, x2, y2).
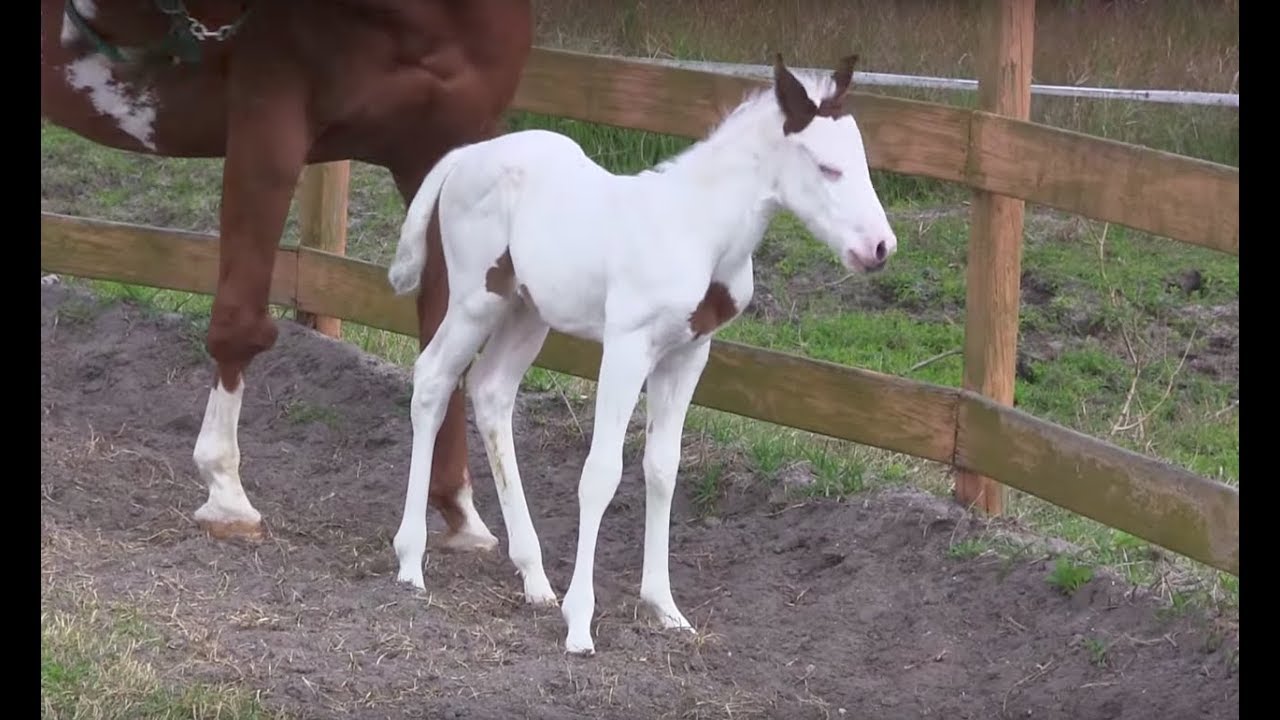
(294, 161, 351, 338)
(955, 0, 1035, 515)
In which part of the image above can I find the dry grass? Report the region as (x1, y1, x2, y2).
(533, 0, 1238, 90)
(530, 0, 1239, 165)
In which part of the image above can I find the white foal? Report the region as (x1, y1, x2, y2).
(386, 54, 897, 654)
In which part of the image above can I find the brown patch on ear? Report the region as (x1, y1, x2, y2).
(817, 53, 859, 118)
(484, 249, 516, 296)
(688, 282, 738, 338)
(773, 53, 817, 135)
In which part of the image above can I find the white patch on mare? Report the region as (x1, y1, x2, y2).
(63, 54, 159, 151)
(59, 0, 98, 46)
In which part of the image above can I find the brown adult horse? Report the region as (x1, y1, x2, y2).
(41, 0, 532, 555)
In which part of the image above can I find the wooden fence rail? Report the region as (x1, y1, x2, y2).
(39, 212, 1240, 577)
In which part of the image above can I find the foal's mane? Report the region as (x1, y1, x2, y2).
(643, 68, 848, 177)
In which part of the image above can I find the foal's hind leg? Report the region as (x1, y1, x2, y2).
(466, 301, 556, 605)
(394, 290, 506, 589)
(639, 339, 711, 632)
(398, 171, 497, 554)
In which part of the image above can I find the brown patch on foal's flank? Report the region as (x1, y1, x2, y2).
(689, 281, 737, 338)
(484, 249, 516, 296)
(484, 251, 541, 312)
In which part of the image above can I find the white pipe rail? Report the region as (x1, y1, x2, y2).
(623, 56, 1239, 108)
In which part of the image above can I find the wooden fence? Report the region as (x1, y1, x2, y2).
(39, 1, 1239, 577)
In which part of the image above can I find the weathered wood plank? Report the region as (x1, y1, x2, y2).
(295, 247, 418, 338)
(297, 246, 961, 462)
(955, 0, 1036, 515)
(39, 213, 298, 307)
(295, 162, 352, 337)
(955, 394, 1239, 576)
(514, 47, 1238, 254)
(39, 213, 1240, 576)
(532, 331, 961, 463)
(968, 113, 1239, 255)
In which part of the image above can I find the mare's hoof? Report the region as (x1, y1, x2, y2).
(436, 530, 500, 553)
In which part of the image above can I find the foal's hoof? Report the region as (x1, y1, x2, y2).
(195, 517, 265, 541)
(396, 567, 427, 591)
(524, 583, 560, 608)
(564, 639, 596, 657)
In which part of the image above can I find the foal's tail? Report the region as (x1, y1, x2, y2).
(387, 145, 471, 296)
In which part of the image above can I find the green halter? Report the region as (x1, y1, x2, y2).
(62, 0, 251, 66)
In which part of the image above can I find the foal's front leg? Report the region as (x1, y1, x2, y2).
(640, 339, 711, 631)
(561, 332, 654, 655)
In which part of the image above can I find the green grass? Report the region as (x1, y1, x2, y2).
(42, 583, 281, 719)
(1046, 555, 1096, 596)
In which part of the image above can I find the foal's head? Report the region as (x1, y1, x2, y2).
(769, 54, 897, 273)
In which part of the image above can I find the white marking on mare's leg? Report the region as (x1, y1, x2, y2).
(466, 304, 556, 605)
(639, 340, 711, 632)
(437, 475, 499, 552)
(561, 333, 654, 655)
(64, 55, 158, 151)
(192, 380, 262, 536)
(59, 0, 98, 46)
(394, 293, 505, 590)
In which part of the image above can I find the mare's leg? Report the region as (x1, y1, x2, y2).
(193, 72, 310, 540)
(394, 289, 507, 589)
(561, 332, 654, 655)
(639, 339, 711, 631)
(465, 301, 556, 605)
(393, 170, 497, 553)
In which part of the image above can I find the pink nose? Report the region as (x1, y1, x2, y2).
(846, 238, 891, 272)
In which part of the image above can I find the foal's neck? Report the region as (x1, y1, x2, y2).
(649, 119, 781, 277)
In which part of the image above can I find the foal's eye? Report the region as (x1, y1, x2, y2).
(818, 163, 843, 181)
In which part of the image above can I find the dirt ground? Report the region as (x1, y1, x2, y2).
(40, 281, 1238, 720)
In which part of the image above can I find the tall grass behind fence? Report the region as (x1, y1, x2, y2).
(527, 0, 1239, 206)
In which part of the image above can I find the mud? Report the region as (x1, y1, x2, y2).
(40, 282, 1238, 719)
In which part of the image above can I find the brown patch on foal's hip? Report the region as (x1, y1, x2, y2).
(484, 249, 516, 296)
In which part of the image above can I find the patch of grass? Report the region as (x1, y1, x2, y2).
(1083, 637, 1111, 669)
(947, 538, 987, 560)
(282, 400, 341, 428)
(746, 436, 788, 479)
(802, 445, 865, 498)
(42, 586, 281, 720)
(1046, 556, 1095, 596)
(690, 460, 725, 517)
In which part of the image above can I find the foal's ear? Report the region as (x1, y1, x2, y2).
(773, 53, 817, 135)
(818, 53, 859, 117)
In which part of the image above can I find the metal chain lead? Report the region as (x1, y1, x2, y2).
(155, 0, 241, 42)
(187, 16, 237, 41)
